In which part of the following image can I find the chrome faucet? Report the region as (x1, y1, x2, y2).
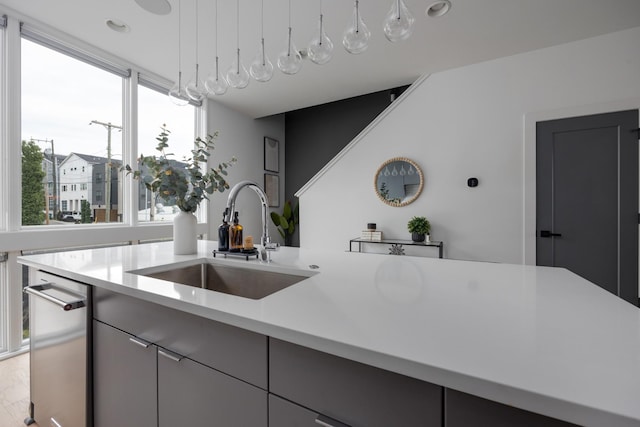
(225, 180, 279, 261)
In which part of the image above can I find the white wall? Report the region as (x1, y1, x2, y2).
(298, 26, 640, 263)
(206, 99, 285, 246)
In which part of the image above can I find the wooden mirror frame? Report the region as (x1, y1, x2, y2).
(374, 157, 424, 207)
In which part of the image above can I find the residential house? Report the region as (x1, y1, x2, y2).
(58, 153, 121, 222)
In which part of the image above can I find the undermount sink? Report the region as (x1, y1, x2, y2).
(130, 260, 315, 300)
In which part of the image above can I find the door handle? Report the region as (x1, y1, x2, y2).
(540, 230, 562, 238)
(158, 348, 183, 362)
(24, 283, 86, 311)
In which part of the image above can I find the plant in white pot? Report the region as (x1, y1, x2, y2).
(407, 216, 431, 243)
(123, 125, 236, 254)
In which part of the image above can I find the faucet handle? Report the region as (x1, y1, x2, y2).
(264, 241, 280, 251)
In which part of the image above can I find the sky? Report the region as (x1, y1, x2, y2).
(21, 39, 196, 163)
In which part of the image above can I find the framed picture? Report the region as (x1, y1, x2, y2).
(264, 137, 279, 172)
(264, 173, 279, 207)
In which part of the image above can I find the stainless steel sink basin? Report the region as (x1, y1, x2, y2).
(131, 261, 314, 300)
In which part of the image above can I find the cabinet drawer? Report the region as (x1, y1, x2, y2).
(269, 338, 442, 427)
(93, 287, 267, 388)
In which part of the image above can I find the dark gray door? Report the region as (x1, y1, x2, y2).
(536, 110, 638, 305)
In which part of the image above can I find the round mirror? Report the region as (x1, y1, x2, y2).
(374, 157, 423, 207)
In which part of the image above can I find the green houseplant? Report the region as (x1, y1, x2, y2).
(407, 216, 431, 243)
(123, 125, 236, 254)
(270, 200, 299, 246)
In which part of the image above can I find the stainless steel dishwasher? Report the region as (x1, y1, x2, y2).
(24, 270, 90, 427)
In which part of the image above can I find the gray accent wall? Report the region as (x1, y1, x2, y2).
(284, 87, 408, 246)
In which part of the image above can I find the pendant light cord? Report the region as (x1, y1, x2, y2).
(214, 0, 220, 79)
(236, 0, 240, 74)
(177, 0, 182, 87)
(397, 0, 401, 20)
(261, 0, 266, 65)
(355, 0, 360, 34)
(287, 0, 292, 57)
(318, 0, 323, 46)
(194, 0, 199, 83)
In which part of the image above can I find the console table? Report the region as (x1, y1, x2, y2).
(349, 238, 444, 259)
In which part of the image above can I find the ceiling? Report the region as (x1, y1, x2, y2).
(1, 0, 640, 118)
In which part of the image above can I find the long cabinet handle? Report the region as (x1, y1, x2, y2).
(24, 283, 86, 311)
(128, 337, 151, 348)
(315, 415, 350, 427)
(158, 348, 183, 362)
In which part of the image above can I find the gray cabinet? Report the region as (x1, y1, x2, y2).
(93, 287, 267, 388)
(93, 288, 268, 427)
(269, 338, 442, 427)
(270, 394, 351, 427)
(445, 389, 579, 427)
(158, 350, 266, 426)
(93, 320, 157, 427)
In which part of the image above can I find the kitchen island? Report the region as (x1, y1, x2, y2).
(18, 241, 640, 427)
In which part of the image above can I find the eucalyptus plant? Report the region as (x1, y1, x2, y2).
(122, 125, 236, 213)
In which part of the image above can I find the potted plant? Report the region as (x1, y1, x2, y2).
(407, 216, 431, 243)
(122, 125, 236, 254)
(270, 200, 299, 246)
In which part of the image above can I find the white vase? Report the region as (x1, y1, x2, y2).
(173, 210, 197, 255)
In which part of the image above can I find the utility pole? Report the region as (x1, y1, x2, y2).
(90, 120, 122, 223)
(31, 137, 57, 223)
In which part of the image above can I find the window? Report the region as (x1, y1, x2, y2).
(136, 83, 195, 223)
(21, 38, 123, 226)
(1, 19, 202, 359)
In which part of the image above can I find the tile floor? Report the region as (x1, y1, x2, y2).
(0, 353, 34, 427)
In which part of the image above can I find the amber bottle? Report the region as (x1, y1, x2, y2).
(229, 211, 243, 252)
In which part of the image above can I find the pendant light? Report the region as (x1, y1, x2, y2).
(383, 0, 415, 42)
(168, 0, 189, 105)
(307, 0, 333, 65)
(185, 0, 205, 101)
(205, 0, 228, 96)
(225, 0, 250, 89)
(277, 0, 302, 75)
(250, 0, 274, 82)
(343, 0, 370, 55)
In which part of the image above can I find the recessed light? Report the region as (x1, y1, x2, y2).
(134, 0, 171, 15)
(106, 19, 130, 33)
(426, 0, 451, 18)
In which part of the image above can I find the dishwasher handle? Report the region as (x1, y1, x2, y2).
(24, 283, 86, 311)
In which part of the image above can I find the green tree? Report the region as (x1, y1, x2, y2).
(22, 140, 46, 225)
(81, 199, 92, 223)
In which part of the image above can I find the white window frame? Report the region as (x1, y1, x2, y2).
(0, 15, 205, 358)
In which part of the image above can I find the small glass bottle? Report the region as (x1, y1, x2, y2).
(217, 208, 230, 252)
(229, 211, 244, 252)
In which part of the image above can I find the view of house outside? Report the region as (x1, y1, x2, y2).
(20, 39, 195, 227)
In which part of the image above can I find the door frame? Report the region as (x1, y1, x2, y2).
(523, 99, 640, 284)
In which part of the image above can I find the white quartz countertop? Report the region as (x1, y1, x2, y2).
(18, 241, 640, 427)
